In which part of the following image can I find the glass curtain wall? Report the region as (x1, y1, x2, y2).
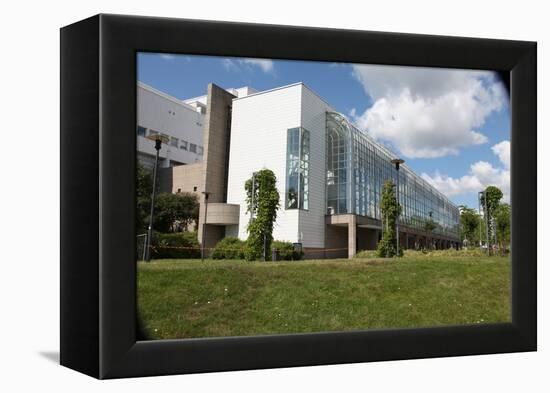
(326, 114, 351, 215)
(286, 127, 310, 210)
(325, 112, 459, 239)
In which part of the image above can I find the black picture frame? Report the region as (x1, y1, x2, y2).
(60, 14, 536, 379)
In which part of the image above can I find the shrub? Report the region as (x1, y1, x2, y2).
(354, 250, 378, 259)
(376, 237, 403, 258)
(271, 240, 304, 261)
(151, 231, 200, 259)
(403, 248, 488, 258)
(211, 237, 246, 260)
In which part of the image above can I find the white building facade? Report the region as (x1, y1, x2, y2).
(226, 83, 330, 248)
(137, 82, 205, 169)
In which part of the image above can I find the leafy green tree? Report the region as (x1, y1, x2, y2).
(480, 186, 503, 241)
(377, 180, 402, 257)
(244, 169, 280, 261)
(136, 163, 154, 234)
(153, 192, 199, 233)
(459, 205, 480, 246)
(424, 219, 437, 233)
(495, 203, 511, 251)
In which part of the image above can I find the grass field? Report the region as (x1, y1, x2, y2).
(137, 254, 510, 340)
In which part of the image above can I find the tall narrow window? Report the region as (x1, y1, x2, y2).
(286, 127, 310, 210)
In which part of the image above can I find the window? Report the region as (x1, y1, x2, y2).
(286, 127, 310, 210)
(190, 143, 197, 153)
(148, 129, 159, 136)
(161, 134, 169, 144)
(198, 146, 204, 155)
(326, 114, 350, 215)
(180, 140, 188, 150)
(193, 186, 198, 192)
(170, 137, 178, 147)
(137, 125, 147, 137)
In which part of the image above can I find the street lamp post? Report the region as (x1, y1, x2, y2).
(201, 191, 210, 262)
(391, 158, 405, 257)
(145, 134, 168, 262)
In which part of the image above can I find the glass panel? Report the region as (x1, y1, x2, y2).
(325, 111, 459, 239)
(286, 127, 310, 210)
(137, 125, 147, 137)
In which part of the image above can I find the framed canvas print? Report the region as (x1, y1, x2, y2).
(60, 14, 536, 379)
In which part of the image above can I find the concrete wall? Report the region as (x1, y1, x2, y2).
(198, 84, 236, 250)
(357, 228, 379, 250)
(324, 225, 348, 259)
(206, 203, 240, 225)
(159, 162, 204, 194)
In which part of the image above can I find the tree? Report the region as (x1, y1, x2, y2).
(424, 216, 437, 249)
(136, 163, 154, 234)
(377, 180, 402, 257)
(480, 186, 504, 245)
(495, 203, 511, 251)
(153, 192, 199, 233)
(459, 205, 480, 246)
(244, 169, 280, 261)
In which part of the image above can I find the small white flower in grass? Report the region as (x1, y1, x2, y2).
(154, 329, 158, 332)
(207, 301, 211, 304)
(408, 304, 412, 306)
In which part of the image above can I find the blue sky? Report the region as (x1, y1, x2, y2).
(138, 53, 510, 209)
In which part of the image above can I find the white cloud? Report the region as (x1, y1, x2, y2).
(421, 140, 510, 203)
(491, 140, 510, 169)
(222, 58, 274, 74)
(241, 58, 274, 73)
(350, 64, 507, 158)
(159, 54, 176, 60)
(222, 58, 239, 72)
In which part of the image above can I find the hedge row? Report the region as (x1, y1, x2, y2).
(148, 232, 304, 261)
(151, 231, 200, 259)
(211, 237, 304, 260)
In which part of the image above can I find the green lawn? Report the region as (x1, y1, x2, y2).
(137, 255, 510, 340)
